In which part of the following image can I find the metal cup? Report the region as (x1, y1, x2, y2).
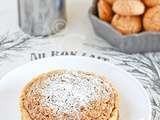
(18, 0, 66, 36)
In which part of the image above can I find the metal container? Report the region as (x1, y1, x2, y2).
(89, 0, 160, 53)
(18, 0, 66, 36)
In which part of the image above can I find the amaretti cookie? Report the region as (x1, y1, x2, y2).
(112, 14, 142, 35)
(105, 0, 116, 5)
(113, 0, 145, 16)
(142, 0, 160, 7)
(143, 5, 160, 32)
(98, 0, 113, 22)
(20, 70, 119, 120)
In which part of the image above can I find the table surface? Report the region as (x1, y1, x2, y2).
(0, 0, 160, 119)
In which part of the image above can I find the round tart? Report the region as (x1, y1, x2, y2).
(20, 70, 119, 120)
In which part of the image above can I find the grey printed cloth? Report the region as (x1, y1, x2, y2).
(0, 0, 160, 119)
(0, 31, 160, 120)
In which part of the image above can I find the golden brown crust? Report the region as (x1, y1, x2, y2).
(20, 70, 120, 120)
(142, 0, 160, 7)
(20, 71, 62, 120)
(98, 0, 113, 22)
(85, 88, 119, 120)
(113, 0, 145, 16)
(143, 5, 160, 32)
(111, 14, 142, 35)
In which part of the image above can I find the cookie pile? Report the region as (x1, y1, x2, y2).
(98, 0, 160, 35)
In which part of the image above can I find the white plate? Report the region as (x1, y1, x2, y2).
(0, 56, 151, 120)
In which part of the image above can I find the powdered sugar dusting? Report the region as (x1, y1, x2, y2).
(31, 70, 113, 115)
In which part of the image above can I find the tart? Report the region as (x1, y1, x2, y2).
(20, 70, 119, 120)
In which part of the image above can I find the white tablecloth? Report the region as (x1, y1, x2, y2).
(0, 0, 160, 119)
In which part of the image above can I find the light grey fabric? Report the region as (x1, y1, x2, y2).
(0, 31, 160, 120)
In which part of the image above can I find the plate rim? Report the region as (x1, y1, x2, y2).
(0, 56, 152, 120)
